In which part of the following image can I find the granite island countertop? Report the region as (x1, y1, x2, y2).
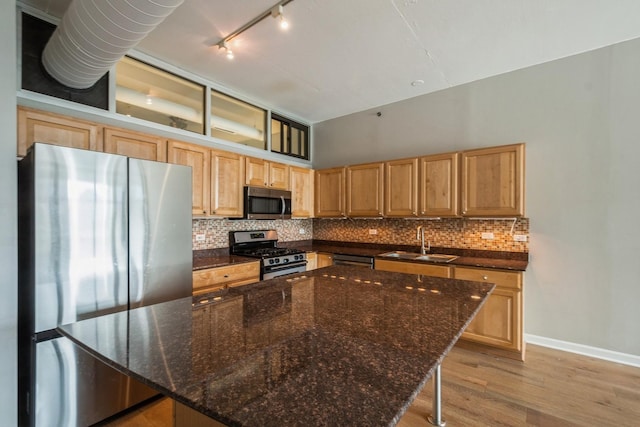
(58, 266, 494, 427)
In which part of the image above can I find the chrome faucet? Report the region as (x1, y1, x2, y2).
(416, 225, 430, 255)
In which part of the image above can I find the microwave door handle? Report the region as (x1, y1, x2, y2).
(281, 196, 285, 218)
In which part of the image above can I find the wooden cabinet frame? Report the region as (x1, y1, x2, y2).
(461, 143, 525, 216)
(346, 162, 384, 217)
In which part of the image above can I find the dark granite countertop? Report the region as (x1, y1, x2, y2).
(58, 266, 494, 427)
(280, 240, 529, 271)
(193, 248, 258, 271)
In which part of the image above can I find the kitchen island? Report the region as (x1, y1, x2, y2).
(58, 266, 494, 427)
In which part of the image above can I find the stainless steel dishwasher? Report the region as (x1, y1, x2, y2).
(332, 253, 374, 268)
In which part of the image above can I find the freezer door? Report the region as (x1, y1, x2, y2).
(129, 159, 193, 309)
(35, 337, 156, 427)
(32, 144, 129, 334)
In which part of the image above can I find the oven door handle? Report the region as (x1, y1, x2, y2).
(263, 261, 307, 273)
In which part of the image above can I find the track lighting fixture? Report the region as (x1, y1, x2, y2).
(213, 0, 294, 60)
(271, 5, 289, 30)
(223, 42, 234, 60)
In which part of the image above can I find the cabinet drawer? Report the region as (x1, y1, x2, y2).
(375, 259, 451, 278)
(453, 266, 521, 290)
(193, 261, 260, 290)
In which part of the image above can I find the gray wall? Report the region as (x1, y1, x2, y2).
(1, 3, 17, 425)
(313, 38, 640, 357)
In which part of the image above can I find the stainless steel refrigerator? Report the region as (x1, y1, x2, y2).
(18, 143, 193, 427)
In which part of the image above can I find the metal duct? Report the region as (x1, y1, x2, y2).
(42, 0, 184, 89)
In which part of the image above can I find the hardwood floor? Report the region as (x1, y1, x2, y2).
(399, 344, 640, 427)
(103, 344, 640, 426)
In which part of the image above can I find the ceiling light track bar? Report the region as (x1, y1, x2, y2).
(214, 0, 295, 49)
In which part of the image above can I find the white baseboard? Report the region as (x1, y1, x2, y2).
(525, 334, 640, 368)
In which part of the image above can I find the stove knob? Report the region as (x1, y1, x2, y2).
(295, 255, 301, 260)
(275, 259, 280, 264)
(283, 258, 289, 264)
(269, 259, 274, 265)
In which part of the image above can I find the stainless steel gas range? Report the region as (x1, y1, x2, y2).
(230, 230, 307, 280)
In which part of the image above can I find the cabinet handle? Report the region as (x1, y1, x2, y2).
(203, 210, 207, 214)
(211, 210, 216, 214)
(482, 275, 488, 280)
(223, 274, 229, 278)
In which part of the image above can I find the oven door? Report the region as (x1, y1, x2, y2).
(262, 261, 307, 280)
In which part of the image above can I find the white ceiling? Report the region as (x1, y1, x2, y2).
(20, 0, 640, 124)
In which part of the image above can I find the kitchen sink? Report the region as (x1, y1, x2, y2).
(413, 254, 458, 263)
(378, 251, 421, 259)
(379, 251, 458, 263)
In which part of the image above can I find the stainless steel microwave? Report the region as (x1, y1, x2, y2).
(243, 186, 292, 220)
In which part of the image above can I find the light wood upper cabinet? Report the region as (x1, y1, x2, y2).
(17, 107, 102, 157)
(315, 167, 346, 217)
(384, 158, 418, 217)
(290, 166, 314, 218)
(454, 266, 524, 360)
(419, 152, 459, 217)
(168, 140, 210, 216)
(461, 143, 525, 217)
(210, 149, 244, 217)
(346, 162, 384, 217)
(245, 157, 289, 190)
(269, 162, 290, 190)
(103, 127, 166, 161)
(245, 157, 269, 187)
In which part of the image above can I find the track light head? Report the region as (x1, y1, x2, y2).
(218, 41, 234, 60)
(271, 4, 289, 30)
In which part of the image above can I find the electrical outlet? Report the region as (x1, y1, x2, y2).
(299, 228, 306, 234)
(369, 229, 378, 235)
(195, 233, 206, 242)
(481, 232, 494, 240)
(513, 234, 528, 242)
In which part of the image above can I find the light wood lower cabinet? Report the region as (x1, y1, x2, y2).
(305, 252, 318, 271)
(374, 259, 451, 278)
(192, 261, 260, 295)
(17, 107, 103, 157)
(316, 253, 334, 268)
(103, 127, 166, 161)
(175, 402, 226, 427)
(453, 266, 524, 360)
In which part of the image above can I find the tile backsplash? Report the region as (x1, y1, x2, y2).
(312, 217, 529, 252)
(192, 219, 313, 250)
(193, 217, 529, 252)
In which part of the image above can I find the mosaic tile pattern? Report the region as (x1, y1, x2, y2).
(312, 218, 529, 252)
(192, 218, 313, 250)
(192, 217, 529, 252)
